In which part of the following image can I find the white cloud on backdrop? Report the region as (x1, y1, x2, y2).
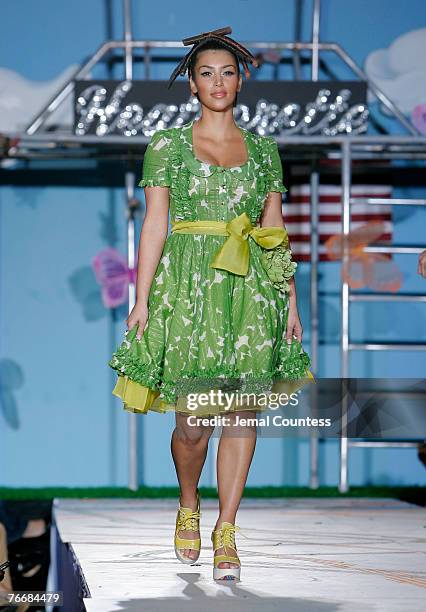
(0, 64, 85, 133)
(364, 27, 426, 116)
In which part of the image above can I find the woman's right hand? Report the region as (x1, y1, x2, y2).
(126, 301, 148, 341)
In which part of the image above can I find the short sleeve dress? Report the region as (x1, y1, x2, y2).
(108, 119, 313, 416)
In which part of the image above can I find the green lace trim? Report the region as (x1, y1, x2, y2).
(174, 368, 274, 397)
(275, 340, 312, 378)
(108, 345, 162, 388)
(169, 128, 197, 221)
(109, 333, 311, 404)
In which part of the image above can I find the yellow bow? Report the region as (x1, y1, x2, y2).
(210, 212, 288, 276)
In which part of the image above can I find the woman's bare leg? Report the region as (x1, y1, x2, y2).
(171, 413, 215, 560)
(214, 410, 258, 568)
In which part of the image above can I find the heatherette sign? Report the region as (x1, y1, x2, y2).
(73, 79, 368, 137)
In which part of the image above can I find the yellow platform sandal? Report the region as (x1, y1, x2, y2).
(211, 521, 246, 582)
(174, 488, 201, 565)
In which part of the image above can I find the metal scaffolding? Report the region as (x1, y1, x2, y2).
(2, 0, 425, 491)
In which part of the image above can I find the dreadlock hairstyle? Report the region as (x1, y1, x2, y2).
(167, 26, 259, 95)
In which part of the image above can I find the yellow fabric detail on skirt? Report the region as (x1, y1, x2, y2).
(112, 372, 315, 416)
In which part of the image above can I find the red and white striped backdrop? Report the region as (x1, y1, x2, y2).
(283, 184, 393, 262)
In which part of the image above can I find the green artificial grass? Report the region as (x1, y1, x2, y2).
(0, 485, 425, 506)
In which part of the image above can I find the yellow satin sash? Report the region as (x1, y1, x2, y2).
(171, 212, 289, 276)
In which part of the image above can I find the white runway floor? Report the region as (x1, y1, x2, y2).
(52, 497, 426, 611)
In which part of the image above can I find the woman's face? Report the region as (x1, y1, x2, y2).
(189, 49, 242, 110)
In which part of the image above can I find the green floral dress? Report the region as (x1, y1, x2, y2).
(108, 119, 313, 416)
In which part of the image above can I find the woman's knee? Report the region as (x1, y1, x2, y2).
(174, 416, 214, 446)
(221, 410, 258, 435)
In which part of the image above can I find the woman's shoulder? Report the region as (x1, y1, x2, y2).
(247, 129, 276, 147)
(240, 128, 278, 167)
(150, 123, 189, 137)
(148, 126, 175, 145)
(148, 125, 191, 154)
(241, 128, 276, 150)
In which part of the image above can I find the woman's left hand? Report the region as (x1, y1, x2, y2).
(286, 301, 303, 344)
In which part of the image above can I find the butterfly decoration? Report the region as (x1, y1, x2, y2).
(324, 220, 403, 292)
(412, 103, 426, 135)
(92, 247, 137, 308)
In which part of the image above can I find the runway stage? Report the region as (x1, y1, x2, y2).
(49, 497, 425, 611)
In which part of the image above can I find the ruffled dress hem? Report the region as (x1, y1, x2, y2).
(112, 370, 315, 417)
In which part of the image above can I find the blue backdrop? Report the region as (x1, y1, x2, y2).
(0, 0, 425, 488)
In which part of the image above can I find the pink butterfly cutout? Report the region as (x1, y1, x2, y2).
(92, 247, 137, 308)
(412, 103, 426, 135)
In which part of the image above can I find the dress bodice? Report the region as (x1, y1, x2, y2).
(138, 119, 288, 224)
